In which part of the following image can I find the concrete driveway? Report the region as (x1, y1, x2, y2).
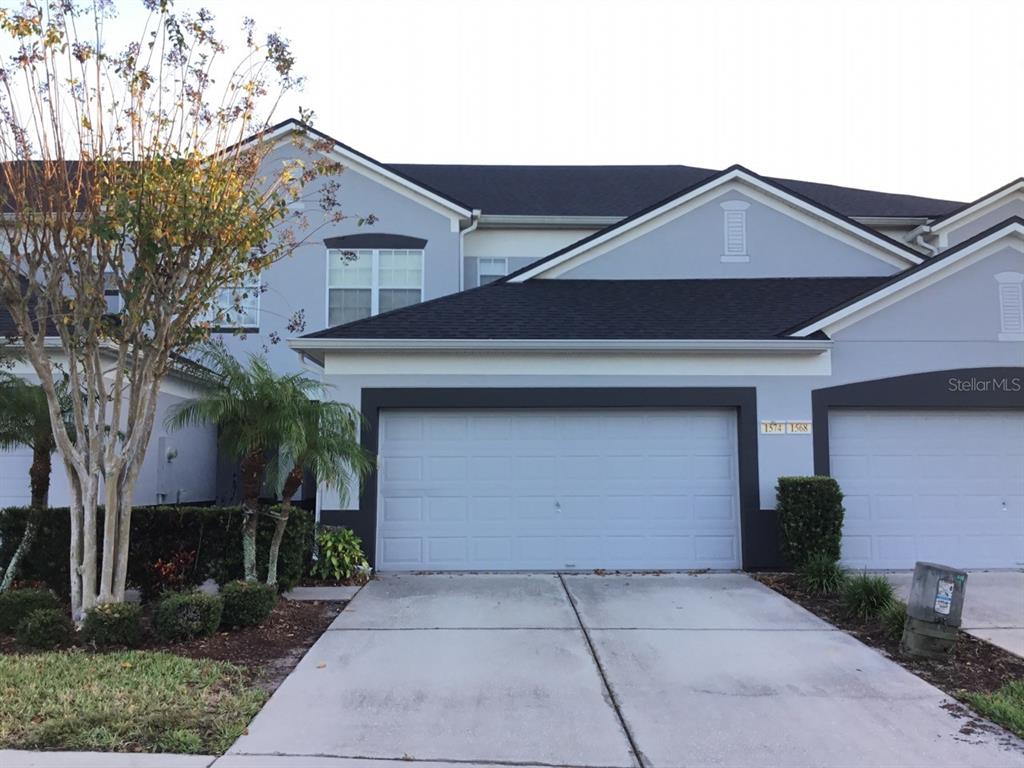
(887, 570, 1024, 657)
(223, 573, 1023, 768)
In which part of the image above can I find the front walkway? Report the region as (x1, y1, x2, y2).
(223, 572, 1023, 768)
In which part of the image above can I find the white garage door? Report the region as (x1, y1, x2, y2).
(830, 409, 1024, 569)
(376, 408, 741, 571)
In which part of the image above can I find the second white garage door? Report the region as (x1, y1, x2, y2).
(376, 408, 741, 571)
(830, 409, 1024, 569)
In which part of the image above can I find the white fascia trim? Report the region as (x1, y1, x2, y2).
(290, 337, 832, 353)
(262, 124, 473, 221)
(790, 222, 1024, 337)
(509, 169, 921, 281)
(477, 214, 622, 229)
(852, 216, 931, 228)
(929, 180, 1024, 232)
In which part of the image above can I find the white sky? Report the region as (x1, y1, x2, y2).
(131, 0, 1023, 203)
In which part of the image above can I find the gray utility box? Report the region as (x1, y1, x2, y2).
(900, 561, 968, 660)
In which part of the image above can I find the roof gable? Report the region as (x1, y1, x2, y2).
(928, 178, 1024, 233)
(788, 217, 1024, 337)
(506, 167, 923, 282)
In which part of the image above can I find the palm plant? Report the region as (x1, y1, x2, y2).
(271, 397, 373, 585)
(166, 344, 315, 581)
(0, 371, 59, 591)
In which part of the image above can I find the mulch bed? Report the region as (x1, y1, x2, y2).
(1, 598, 344, 694)
(754, 572, 1024, 698)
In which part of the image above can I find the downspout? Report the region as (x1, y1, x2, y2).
(458, 209, 482, 291)
(906, 222, 940, 257)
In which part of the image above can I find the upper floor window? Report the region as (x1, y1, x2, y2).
(720, 200, 750, 262)
(328, 248, 424, 325)
(103, 271, 121, 315)
(206, 274, 261, 329)
(478, 257, 508, 286)
(995, 272, 1024, 341)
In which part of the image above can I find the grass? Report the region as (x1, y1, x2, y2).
(0, 650, 267, 754)
(842, 571, 895, 620)
(797, 552, 847, 595)
(964, 680, 1024, 739)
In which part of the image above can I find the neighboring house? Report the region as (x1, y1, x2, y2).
(2, 119, 1021, 573)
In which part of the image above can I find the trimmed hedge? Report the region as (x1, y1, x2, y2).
(153, 591, 223, 642)
(0, 588, 62, 634)
(16, 607, 74, 649)
(220, 580, 277, 628)
(0, 505, 315, 598)
(776, 476, 845, 567)
(81, 602, 144, 648)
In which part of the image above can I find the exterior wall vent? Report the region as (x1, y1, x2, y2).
(720, 200, 750, 263)
(995, 271, 1024, 341)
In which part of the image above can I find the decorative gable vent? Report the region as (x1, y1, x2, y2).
(720, 200, 750, 263)
(995, 272, 1024, 341)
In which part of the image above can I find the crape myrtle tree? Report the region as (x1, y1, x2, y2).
(0, 0, 353, 618)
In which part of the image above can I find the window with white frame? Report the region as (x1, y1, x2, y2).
(207, 274, 261, 329)
(328, 248, 424, 325)
(720, 200, 750, 261)
(103, 271, 121, 315)
(995, 272, 1024, 341)
(477, 257, 508, 286)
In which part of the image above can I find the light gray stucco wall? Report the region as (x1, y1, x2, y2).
(213, 142, 464, 375)
(558, 192, 903, 279)
(942, 199, 1024, 248)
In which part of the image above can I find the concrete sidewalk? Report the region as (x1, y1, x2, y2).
(887, 570, 1024, 656)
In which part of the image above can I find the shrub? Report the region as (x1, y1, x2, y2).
(842, 572, 895, 621)
(15, 607, 74, 649)
(0, 587, 61, 633)
(144, 550, 198, 600)
(153, 592, 223, 642)
(798, 552, 847, 595)
(881, 599, 908, 641)
(776, 476, 845, 567)
(220, 580, 277, 628)
(80, 602, 144, 648)
(311, 528, 371, 584)
(0, 505, 315, 597)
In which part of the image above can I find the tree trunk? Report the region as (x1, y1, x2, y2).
(240, 451, 266, 581)
(266, 465, 303, 587)
(0, 447, 52, 592)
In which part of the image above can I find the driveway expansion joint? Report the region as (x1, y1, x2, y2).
(221, 751, 630, 768)
(558, 574, 647, 768)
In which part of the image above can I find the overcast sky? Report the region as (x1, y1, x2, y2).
(133, 0, 1022, 203)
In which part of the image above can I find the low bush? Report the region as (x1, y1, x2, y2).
(0, 587, 62, 633)
(776, 476, 845, 567)
(0, 505, 315, 598)
(220, 580, 277, 628)
(16, 608, 74, 649)
(153, 592, 223, 642)
(80, 602, 144, 648)
(798, 552, 847, 595)
(311, 528, 371, 584)
(842, 572, 895, 621)
(881, 599, 908, 641)
(143, 549, 198, 601)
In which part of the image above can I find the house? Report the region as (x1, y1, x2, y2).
(2, 119, 1021, 572)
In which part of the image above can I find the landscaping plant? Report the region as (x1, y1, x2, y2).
(776, 476, 845, 567)
(220, 580, 278, 628)
(15, 608, 74, 650)
(0, 587, 61, 633)
(312, 528, 372, 584)
(147, 550, 199, 600)
(842, 572, 895, 621)
(881, 599, 908, 641)
(0, 1, 338, 619)
(798, 551, 847, 595)
(965, 680, 1024, 739)
(153, 592, 224, 642)
(80, 603, 144, 648)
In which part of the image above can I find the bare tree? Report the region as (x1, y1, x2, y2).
(0, 1, 343, 618)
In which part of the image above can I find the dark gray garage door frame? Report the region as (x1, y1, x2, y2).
(320, 387, 769, 569)
(811, 367, 1024, 475)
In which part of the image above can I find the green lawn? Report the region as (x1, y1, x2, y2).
(965, 680, 1024, 739)
(0, 650, 267, 754)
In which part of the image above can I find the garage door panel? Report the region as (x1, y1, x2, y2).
(830, 409, 1024, 569)
(377, 408, 741, 571)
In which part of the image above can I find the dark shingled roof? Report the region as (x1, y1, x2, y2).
(304, 277, 888, 341)
(387, 164, 964, 219)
